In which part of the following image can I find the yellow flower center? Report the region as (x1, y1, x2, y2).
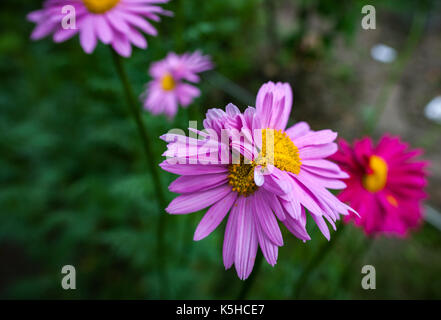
(363, 155, 388, 192)
(82, 0, 120, 14)
(228, 129, 302, 196)
(228, 159, 258, 197)
(161, 73, 176, 91)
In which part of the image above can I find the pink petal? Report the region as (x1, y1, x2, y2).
(234, 196, 258, 280)
(166, 184, 232, 214)
(159, 161, 227, 175)
(285, 121, 310, 139)
(255, 219, 278, 266)
(79, 16, 97, 54)
(169, 173, 228, 193)
(194, 191, 237, 241)
(223, 199, 239, 269)
(253, 192, 283, 246)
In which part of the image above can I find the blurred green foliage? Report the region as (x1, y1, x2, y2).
(0, 0, 440, 299)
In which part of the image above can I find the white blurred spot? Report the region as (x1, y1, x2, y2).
(371, 44, 397, 63)
(424, 96, 441, 124)
(254, 166, 264, 187)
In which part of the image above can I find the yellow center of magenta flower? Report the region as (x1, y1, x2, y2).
(82, 0, 120, 14)
(161, 73, 176, 91)
(228, 129, 302, 196)
(363, 155, 388, 192)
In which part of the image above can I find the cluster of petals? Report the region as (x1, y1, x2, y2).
(28, 0, 172, 57)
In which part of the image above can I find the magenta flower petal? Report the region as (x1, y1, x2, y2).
(234, 197, 258, 280)
(294, 130, 338, 149)
(169, 172, 228, 194)
(194, 191, 237, 241)
(256, 81, 292, 130)
(79, 16, 97, 54)
(159, 161, 227, 175)
(263, 191, 286, 221)
(312, 214, 331, 240)
(223, 201, 239, 269)
(285, 121, 311, 139)
(283, 207, 310, 241)
(299, 142, 338, 160)
(166, 184, 232, 214)
(255, 220, 278, 266)
(253, 192, 283, 246)
(94, 15, 113, 44)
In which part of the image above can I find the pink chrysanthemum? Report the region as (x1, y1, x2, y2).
(160, 81, 356, 280)
(141, 51, 213, 119)
(331, 135, 428, 237)
(27, 0, 172, 57)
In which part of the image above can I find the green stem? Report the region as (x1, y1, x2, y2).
(110, 49, 168, 297)
(333, 237, 374, 297)
(237, 252, 264, 300)
(292, 223, 346, 299)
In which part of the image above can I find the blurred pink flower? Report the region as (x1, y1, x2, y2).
(27, 0, 172, 57)
(141, 51, 213, 119)
(160, 81, 355, 280)
(331, 135, 428, 237)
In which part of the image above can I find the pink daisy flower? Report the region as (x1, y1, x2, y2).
(27, 0, 172, 57)
(160, 81, 356, 280)
(331, 135, 428, 237)
(141, 51, 213, 119)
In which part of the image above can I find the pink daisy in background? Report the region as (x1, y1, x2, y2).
(331, 135, 428, 237)
(160, 81, 356, 280)
(141, 51, 213, 119)
(27, 0, 172, 57)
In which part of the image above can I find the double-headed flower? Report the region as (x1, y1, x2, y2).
(160, 81, 356, 280)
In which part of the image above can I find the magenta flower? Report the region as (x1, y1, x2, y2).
(27, 0, 172, 57)
(160, 81, 355, 280)
(331, 135, 428, 237)
(141, 51, 213, 119)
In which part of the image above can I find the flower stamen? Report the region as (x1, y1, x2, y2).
(228, 129, 302, 196)
(161, 73, 176, 91)
(363, 155, 388, 192)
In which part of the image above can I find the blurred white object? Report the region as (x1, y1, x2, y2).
(370, 44, 397, 63)
(425, 205, 441, 232)
(424, 96, 441, 124)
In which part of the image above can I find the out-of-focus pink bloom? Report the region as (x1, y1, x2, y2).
(27, 0, 172, 57)
(160, 81, 355, 280)
(331, 135, 428, 237)
(141, 51, 213, 119)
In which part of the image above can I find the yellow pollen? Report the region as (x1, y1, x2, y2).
(363, 155, 388, 192)
(161, 73, 176, 91)
(228, 158, 257, 197)
(257, 129, 302, 174)
(386, 195, 398, 207)
(228, 129, 302, 196)
(82, 0, 120, 14)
